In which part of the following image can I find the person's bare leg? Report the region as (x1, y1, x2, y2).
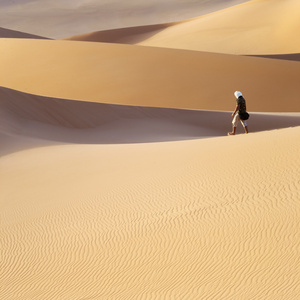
(228, 127, 236, 135)
(244, 126, 248, 134)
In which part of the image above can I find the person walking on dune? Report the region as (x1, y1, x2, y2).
(228, 91, 249, 135)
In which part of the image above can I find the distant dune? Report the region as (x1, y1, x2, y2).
(65, 0, 300, 55)
(1, 39, 300, 112)
(0, 27, 50, 39)
(63, 22, 181, 45)
(0, 0, 249, 39)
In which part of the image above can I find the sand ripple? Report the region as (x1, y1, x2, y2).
(1, 128, 300, 299)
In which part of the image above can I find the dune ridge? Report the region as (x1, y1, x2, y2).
(65, 0, 300, 55)
(1, 39, 300, 112)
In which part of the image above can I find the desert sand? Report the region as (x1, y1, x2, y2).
(1, 0, 300, 299)
(1, 39, 300, 112)
(65, 0, 300, 55)
(0, 0, 249, 39)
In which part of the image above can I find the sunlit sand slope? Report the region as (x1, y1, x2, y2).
(66, 0, 300, 55)
(137, 0, 300, 54)
(1, 125, 300, 299)
(1, 39, 300, 112)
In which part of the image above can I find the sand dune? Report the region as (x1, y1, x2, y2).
(137, 0, 300, 54)
(1, 121, 300, 298)
(66, 0, 300, 55)
(0, 0, 249, 39)
(1, 1, 300, 299)
(1, 87, 300, 149)
(0, 27, 50, 39)
(1, 39, 300, 112)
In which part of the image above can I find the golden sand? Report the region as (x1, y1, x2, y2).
(1, 0, 300, 299)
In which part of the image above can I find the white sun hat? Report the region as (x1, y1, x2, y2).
(234, 91, 242, 98)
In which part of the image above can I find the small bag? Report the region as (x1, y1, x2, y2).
(239, 112, 249, 120)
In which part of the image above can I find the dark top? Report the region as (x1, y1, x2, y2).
(237, 96, 247, 114)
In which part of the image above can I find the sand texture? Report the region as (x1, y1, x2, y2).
(1, 111, 300, 298)
(1, 0, 300, 299)
(1, 87, 300, 299)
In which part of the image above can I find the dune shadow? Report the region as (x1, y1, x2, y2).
(1, 87, 300, 147)
(247, 53, 300, 62)
(63, 23, 177, 44)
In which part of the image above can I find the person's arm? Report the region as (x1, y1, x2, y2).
(232, 104, 240, 117)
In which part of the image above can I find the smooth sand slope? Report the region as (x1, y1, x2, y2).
(66, 0, 300, 55)
(1, 104, 300, 298)
(0, 0, 249, 39)
(1, 39, 300, 112)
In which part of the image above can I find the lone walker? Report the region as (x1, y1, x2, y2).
(228, 91, 249, 135)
